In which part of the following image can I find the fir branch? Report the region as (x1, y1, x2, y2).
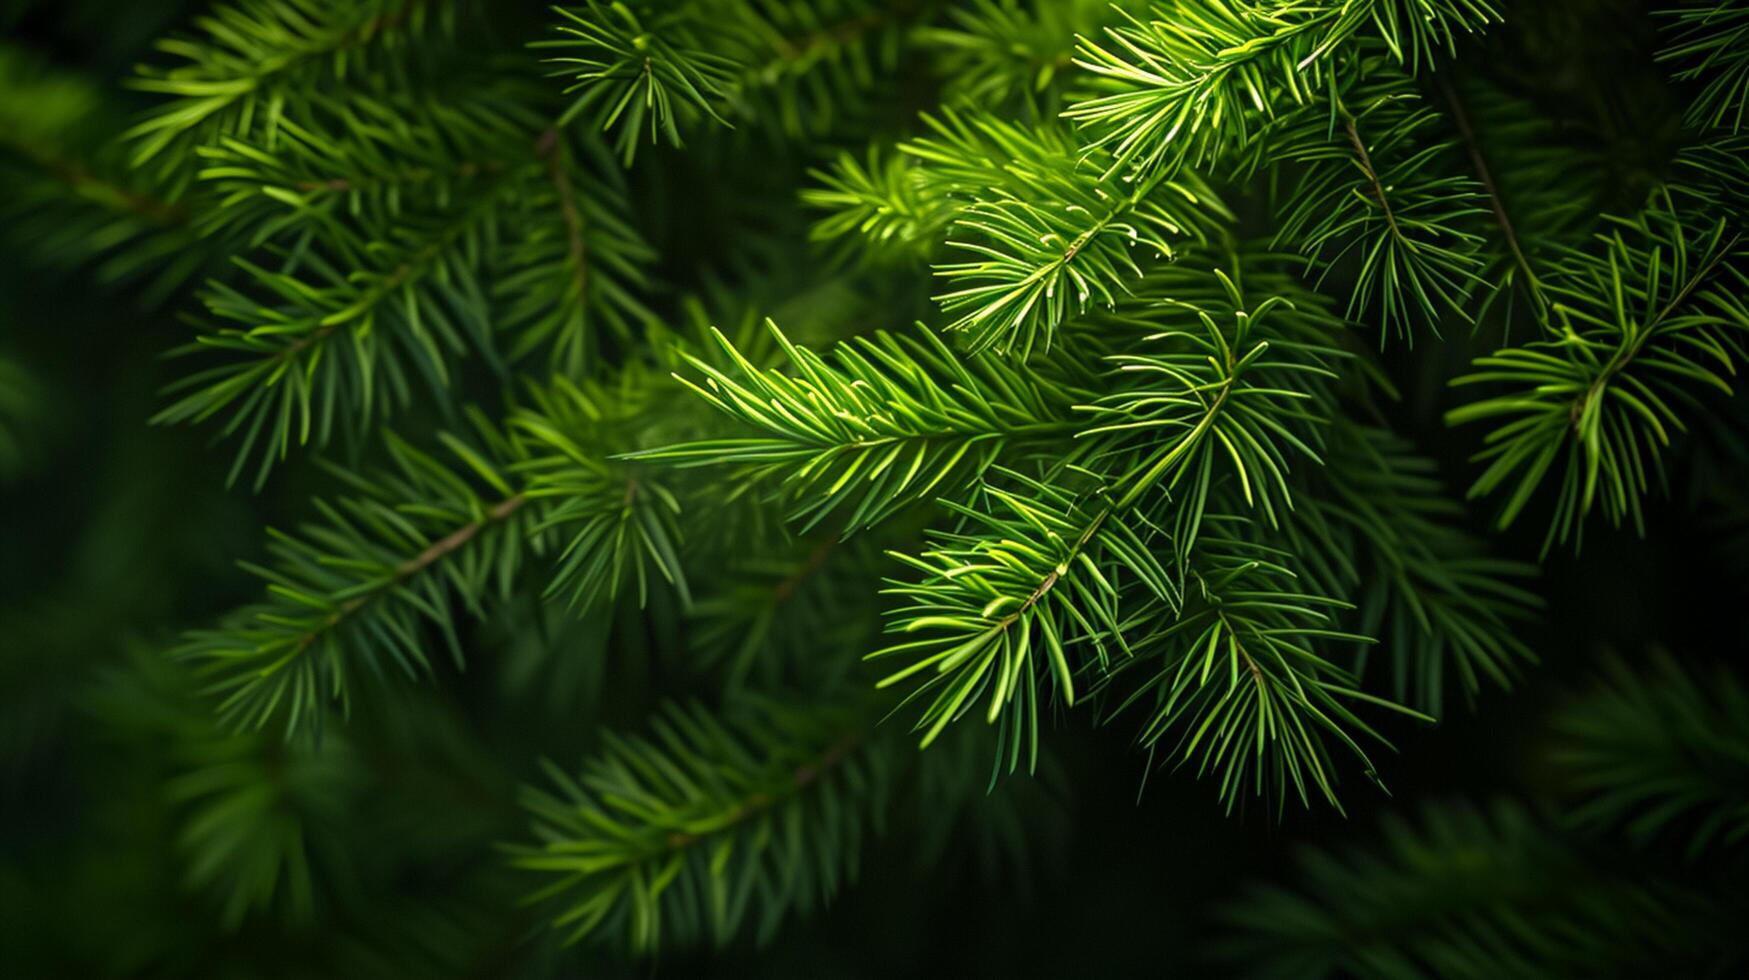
(1064, 0, 1501, 181)
(511, 378, 692, 612)
(497, 128, 657, 372)
(716, 0, 913, 139)
(1438, 75, 1543, 317)
(803, 147, 949, 265)
(684, 535, 884, 690)
(907, 108, 1232, 355)
(541, 0, 739, 164)
(178, 387, 688, 737)
(191, 85, 540, 245)
(87, 650, 366, 927)
(1448, 193, 1749, 550)
(870, 471, 1172, 772)
(511, 698, 882, 951)
(1258, 59, 1489, 341)
(151, 180, 515, 488)
(178, 426, 535, 735)
(125, 0, 453, 167)
(806, 107, 1235, 352)
(635, 320, 1087, 533)
(916, 0, 1139, 108)
(1658, 0, 1749, 135)
(1111, 529, 1418, 814)
(0, 47, 212, 300)
(1434, 77, 1608, 333)
(1079, 264, 1342, 550)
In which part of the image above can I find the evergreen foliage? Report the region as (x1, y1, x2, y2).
(2, 0, 1747, 975)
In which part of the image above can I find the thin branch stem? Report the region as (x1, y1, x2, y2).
(290, 493, 527, 654)
(1438, 76, 1543, 309)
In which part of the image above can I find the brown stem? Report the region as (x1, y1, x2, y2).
(1342, 113, 1405, 243)
(1438, 76, 1542, 306)
(1003, 507, 1111, 628)
(21, 150, 188, 225)
(292, 494, 527, 652)
(537, 127, 590, 308)
(1215, 610, 1266, 687)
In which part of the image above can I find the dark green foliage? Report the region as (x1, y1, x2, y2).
(872, 471, 1167, 764)
(1221, 650, 1749, 978)
(1113, 529, 1411, 814)
(1292, 422, 1540, 714)
(1064, 0, 1501, 181)
(126, 0, 457, 170)
(86, 650, 368, 927)
(1218, 800, 1728, 979)
(1658, 0, 1749, 135)
(1552, 652, 1749, 855)
(1448, 196, 1749, 550)
(5, 0, 1749, 975)
(512, 698, 883, 951)
(0, 353, 42, 481)
(176, 422, 540, 735)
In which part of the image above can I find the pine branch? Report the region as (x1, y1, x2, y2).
(1430, 77, 1615, 333)
(803, 147, 949, 265)
(1064, 0, 1501, 181)
(0, 46, 212, 301)
(713, 0, 915, 139)
(685, 535, 884, 690)
(1438, 75, 1544, 319)
(178, 426, 534, 735)
(1448, 192, 1749, 551)
(634, 319, 1088, 533)
(543, 0, 922, 159)
(178, 388, 688, 736)
(186, 74, 656, 392)
(125, 0, 454, 168)
(191, 83, 541, 245)
(1258, 58, 1488, 341)
(499, 127, 657, 372)
(916, 0, 1141, 109)
(1658, 0, 1749, 135)
(511, 377, 691, 612)
(86, 649, 367, 927)
(511, 698, 881, 951)
(1079, 263, 1342, 551)
(1675, 132, 1749, 209)
(156, 113, 654, 485)
(151, 183, 515, 487)
(1111, 529, 1416, 814)
(541, 0, 739, 164)
(870, 471, 1172, 771)
(914, 109, 1233, 355)
(868, 254, 1414, 807)
(807, 108, 1233, 355)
